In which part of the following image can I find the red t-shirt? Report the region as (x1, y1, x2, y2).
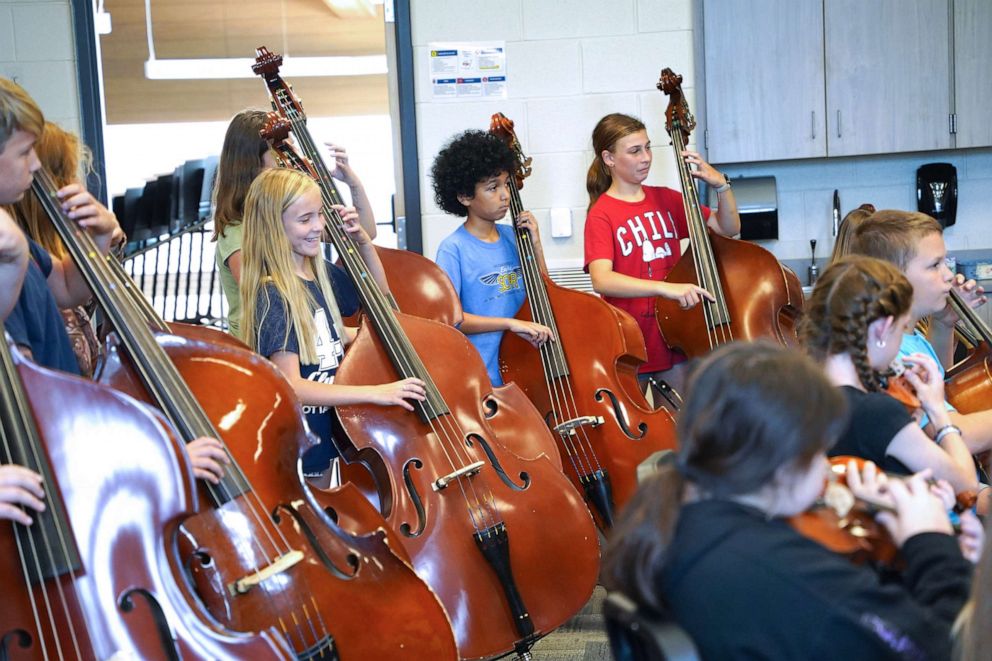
(584, 186, 710, 373)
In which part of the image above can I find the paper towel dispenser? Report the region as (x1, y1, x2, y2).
(709, 176, 778, 241)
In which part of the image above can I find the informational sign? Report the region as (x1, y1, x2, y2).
(429, 42, 506, 101)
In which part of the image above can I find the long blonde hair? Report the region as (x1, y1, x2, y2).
(240, 168, 343, 363)
(11, 122, 91, 258)
(586, 113, 646, 211)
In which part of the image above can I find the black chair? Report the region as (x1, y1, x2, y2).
(197, 155, 219, 222)
(604, 592, 699, 661)
(179, 158, 206, 228)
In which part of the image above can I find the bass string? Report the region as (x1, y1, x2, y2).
(507, 182, 603, 478)
(32, 172, 328, 642)
(0, 340, 87, 659)
(275, 113, 504, 533)
(670, 127, 733, 348)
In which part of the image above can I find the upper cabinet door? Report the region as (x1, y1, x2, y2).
(824, 0, 952, 157)
(703, 0, 826, 163)
(954, 0, 992, 149)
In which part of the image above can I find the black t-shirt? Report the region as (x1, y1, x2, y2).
(254, 262, 358, 474)
(831, 386, 915, 475)
(4, 240, 80, 375)
(659, 499, 971, 660)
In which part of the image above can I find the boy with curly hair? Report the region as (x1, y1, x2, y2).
(430, 130, 552, 385)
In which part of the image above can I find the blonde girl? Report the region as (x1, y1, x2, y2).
(213, 108, 376, 337)
(240, 168, 424, 485)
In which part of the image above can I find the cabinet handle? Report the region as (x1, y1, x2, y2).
(836, 110, 841, 138)
(811, 111, 816, 140)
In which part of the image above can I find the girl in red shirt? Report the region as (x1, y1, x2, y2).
(583, 113, 740, 391)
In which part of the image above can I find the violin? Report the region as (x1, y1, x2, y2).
(254, 46, 601, 660)
(791, 456, 976, 569)
(653, 68, 805, 356)
(882, 358, 922, 411)
(490, 112, 679, 531)
(790, 457, 901, 568)
(0, 337, 291, 659)
(32, 167, 460, 659)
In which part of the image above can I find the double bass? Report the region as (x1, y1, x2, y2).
(653, 68, 804, 356)
(0, 338, 290, 659)
(32, 168, 460, 659)
(253, 46, 601, 660)
(945, 289, 992, 415)
(491, 112, 679, 531)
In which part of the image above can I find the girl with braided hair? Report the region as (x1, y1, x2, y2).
(800, 255, 978, 494)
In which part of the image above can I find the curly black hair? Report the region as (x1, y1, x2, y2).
(430, 130, 516, 217)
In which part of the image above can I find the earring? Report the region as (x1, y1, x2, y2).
(875, 339, 886, 348)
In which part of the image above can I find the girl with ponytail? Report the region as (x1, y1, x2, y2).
(604, 341, 972, 659)
(801, 256, 978, 495)
(583, 113, 739, 390)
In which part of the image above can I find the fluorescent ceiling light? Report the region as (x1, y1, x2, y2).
(144, 55, 387, 80)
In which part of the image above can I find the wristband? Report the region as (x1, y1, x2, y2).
(934, 424, 962, 445)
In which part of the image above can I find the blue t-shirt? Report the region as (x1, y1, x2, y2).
(435, 224, 526, 386)
(898, 329, 956, 428)
(254, 262, 358, 474)
(4, 240, 80, 375)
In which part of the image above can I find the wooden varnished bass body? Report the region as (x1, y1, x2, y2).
(96, 333, 458, 659)
(1, 344, 290, 660)
(655, 233, 805, 355)
(335, 313, 600, 659)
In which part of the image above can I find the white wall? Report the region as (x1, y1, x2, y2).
(0, 0, 80, 135)
(411, 0, 700, 266)
(410, 0, 992, 263)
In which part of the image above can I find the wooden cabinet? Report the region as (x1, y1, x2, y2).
(824, 0, 951, 156)
(703, 0, 825, 163)
(953, 0, 992, 148)
(702, 0, 973, 162)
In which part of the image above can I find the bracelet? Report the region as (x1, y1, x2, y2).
(934, 424, 962, 445)
(713, 180, 732, 194)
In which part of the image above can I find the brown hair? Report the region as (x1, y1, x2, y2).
(602, 342, 847, 611)
(828, 203, 875, 266)
(586, 113, 646, 211)
(800, 256, 913, 392)
(851, 209, 942, 269)
(11, 122, 91, 258)
(0, 77, 44, 151)
(212, 109, 271, 240)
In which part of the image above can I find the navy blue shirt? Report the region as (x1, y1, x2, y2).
(4, 240, 80, 375)
(254, 262, 358, 474)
